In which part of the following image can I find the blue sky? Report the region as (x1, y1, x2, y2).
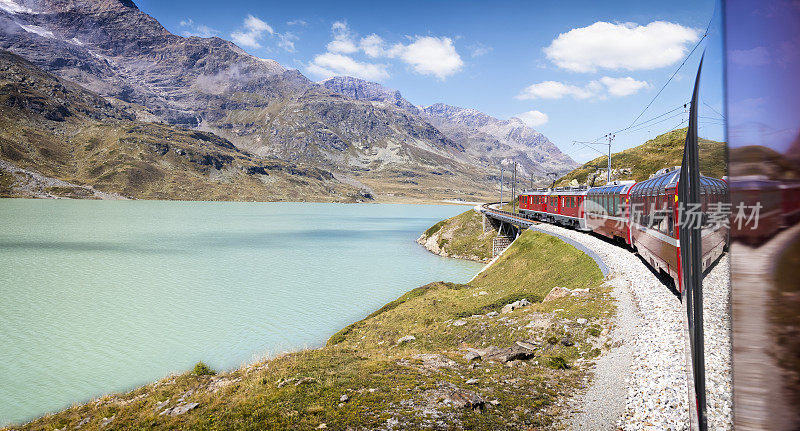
(135, 0, 722, 163)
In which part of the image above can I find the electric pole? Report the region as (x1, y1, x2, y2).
(573, 138, 613, 185)
(499, 164, 504, 208)
(512, 162, 517, 213)
(605, 134, 615, 183)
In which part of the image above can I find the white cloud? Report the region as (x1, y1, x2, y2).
(287, 19, 307, 27)
(310, 22, 464, 81)
(599, 76, 649, 97)
(180, 18, 219, 38)
(469, 42, 492, 58)
(517, 76, 648, 100)
(514, 110, 549, 127)
(231, 15, 273, 49)
(390, 36, 463, 79)
(516, 81, 596, 100)
(327, 21, 358, 53)
(307, 52, 389, 81)
(544, 21, 700, 72)
(360, 34, 386, 58)
(277, 31, 298, 53)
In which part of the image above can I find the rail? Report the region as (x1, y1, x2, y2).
(479, 202, 537, 228)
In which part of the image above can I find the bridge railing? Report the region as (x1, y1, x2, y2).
(480, 203, 536, 226)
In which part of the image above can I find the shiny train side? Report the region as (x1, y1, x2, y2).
(518, 167, 728, 292)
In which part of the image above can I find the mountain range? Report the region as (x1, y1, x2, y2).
(0, 0, 577, 201)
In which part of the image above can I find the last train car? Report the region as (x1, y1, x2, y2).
(628, 167, 728, 290)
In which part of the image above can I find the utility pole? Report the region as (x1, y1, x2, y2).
(499, 164, 504, 208)
(512, 162, 517, 213)
(573, 138, 613, 185)
(605, 134, 615, 183)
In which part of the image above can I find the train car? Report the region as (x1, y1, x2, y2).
(520, 187, 588, 229)
(780, 180, 800, 227)
(546, 187, 588, 229)
(628, 168, 728, 290)
(584, 181, 636, 241)
(518, 188, 551, 221)
(730, 177, 783, 244)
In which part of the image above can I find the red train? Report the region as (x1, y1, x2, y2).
(518, 167, 728, 292)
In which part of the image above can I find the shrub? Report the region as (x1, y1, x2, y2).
(193, 361, 215, 376)
(547, 356, 569, 370)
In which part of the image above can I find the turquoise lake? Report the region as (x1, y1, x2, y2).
(0, 200, 482, 425)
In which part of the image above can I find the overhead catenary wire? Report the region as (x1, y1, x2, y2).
(579, 9, 716, 146)
(621, 12, 715, 131)
(702, 101, 726, 120)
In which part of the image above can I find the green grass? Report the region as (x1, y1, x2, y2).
(6, 231, 612, 430)
(556, 128, 727, 186)
(193, 362, 216, 376)
(419, 209, 494, 261)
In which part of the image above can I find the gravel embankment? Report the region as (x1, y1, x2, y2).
(530, 223, 731, 430)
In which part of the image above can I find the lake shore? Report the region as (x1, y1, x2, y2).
(4, 228, 613, 430)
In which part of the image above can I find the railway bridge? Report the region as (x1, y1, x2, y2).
(477, 202, 534, 257)
(478, 202, 610, 276)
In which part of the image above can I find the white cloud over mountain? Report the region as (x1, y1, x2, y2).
(179, 19, 219, 38)
(544, 21, 699, 72)
(307, 21, 464, 81)
(307, 52, 389, 81)
(231, 15, 273, 49)
(229, 15, 297, 53)
(517, 77, 648, 100)
(514, 110, 549, 127)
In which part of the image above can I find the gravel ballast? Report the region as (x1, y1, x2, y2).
(530, 223, 731, 430)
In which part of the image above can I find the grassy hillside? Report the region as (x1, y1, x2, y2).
(7, 231, 611, 430)
(555, 128, 726, 186)
(729, 145, 800, 179)
(417, 209, 494, 261)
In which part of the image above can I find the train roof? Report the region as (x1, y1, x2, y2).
(586, 181, 636, 195)
(630, 167, 727, 194)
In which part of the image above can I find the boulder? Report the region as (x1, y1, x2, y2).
(486, 311, 499, 317)
(412, 353, 457, 370)
(544, 286, 572, 301)
(425, 382, 485, 410)
(515, 340, 540, 350)
(464, 351, 481, 361)
(397, 335, 416, 344)
(501, 298, 531, 314)
(452, 319, 467, 326)
(576, 318, 588, 325)
(99, 416, 115, 428)
(482, 344, 535, 363)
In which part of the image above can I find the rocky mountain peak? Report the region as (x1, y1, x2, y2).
(319, 76, 419, 114)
